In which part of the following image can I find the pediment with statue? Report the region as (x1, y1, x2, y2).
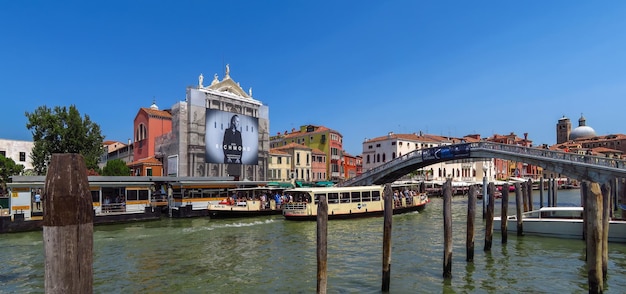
(197, 64, 252, 99)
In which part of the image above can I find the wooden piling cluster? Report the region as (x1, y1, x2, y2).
(310, 175, 620, 292)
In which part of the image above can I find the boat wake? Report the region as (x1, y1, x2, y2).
(182, 218, 276, 233)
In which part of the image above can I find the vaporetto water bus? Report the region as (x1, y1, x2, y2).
(207, 186, 288, 218)
(281, 185, 429, 221)
(1, 176, 290, 232)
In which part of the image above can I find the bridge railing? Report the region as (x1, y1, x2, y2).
(474, 142, 626, 169)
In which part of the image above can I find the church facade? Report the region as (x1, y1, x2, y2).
(156, 65, 270, 180)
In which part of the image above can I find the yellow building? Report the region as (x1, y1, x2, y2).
(268, 148, 292, 182)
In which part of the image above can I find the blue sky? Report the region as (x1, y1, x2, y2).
(2, 1, 626, 155)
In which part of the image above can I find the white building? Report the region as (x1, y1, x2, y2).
(0, 139, 35, 171)
(361, 132, 493, 183)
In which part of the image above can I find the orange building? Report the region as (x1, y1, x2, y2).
(342, 151, 359, 180)
(485, 132, 542, 180)
(129, 101, 172, 176)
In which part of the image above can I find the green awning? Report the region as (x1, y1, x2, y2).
(315, 181, 335, 187)
(267, 181, 294, 188)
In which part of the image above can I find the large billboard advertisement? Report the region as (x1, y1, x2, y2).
(205, 109, 259, 165)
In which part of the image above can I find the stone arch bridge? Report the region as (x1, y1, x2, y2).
(339, 142, 626, 187)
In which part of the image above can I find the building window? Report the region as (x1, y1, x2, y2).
(278, 157, 282, 164)
(0, 151, 5, 157)
(19, 152, 26, 162)
(147, 168, 153, 176)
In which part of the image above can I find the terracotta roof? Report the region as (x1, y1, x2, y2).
(128, 156, 162, 167)
(269, 148, 291, 155)
(575, 133, 626, 142)
(311, 148, 325, 155)
(590, 147, 622, 154)
(140, 107, 172, 119)
(365, 133, 442, 144)
(274, 125, 342, 139)
(274, 142, 312, 151)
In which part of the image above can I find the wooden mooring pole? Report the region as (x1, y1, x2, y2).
(443, 179, 453, 278)
(484, 182, 495, 251)
(466, 185, 477, 262)
(501, 183, 509, 244)
(521, 181, 528, 212)
(526, 179, 533, 211)
(584, 182, 603, 293)
(43, 154, 93, 294)
(547, 178, 552, 207)
(539, 177, 544, 208)
(382, 184, 393, 292)
(317, 195, 328, 294)
(601, 183, 610, 280)
(621, 179, 626, 219)
(514, 182, 523, 236)
(553, 178, 558, 206)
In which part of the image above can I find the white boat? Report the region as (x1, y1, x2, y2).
(493, 206, 626, 243)
(281, 185, 429, 221)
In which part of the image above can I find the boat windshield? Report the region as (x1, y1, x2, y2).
(521, 208, 583, 219)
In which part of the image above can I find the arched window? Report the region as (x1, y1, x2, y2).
(367, 154, 370, 164)
(377, 153, 380, 162)
(382, 153, 386, 162)
(135, 123, 147, 142)
(392, 152, 396, 159)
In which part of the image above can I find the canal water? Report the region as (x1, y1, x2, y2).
(1, 189, 626, 293)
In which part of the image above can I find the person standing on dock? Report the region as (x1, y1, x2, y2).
(34, 189, 42, 210)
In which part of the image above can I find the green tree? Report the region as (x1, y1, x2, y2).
(101, 159, 130, 176)
(25, 105, 104, 175)
(0, 154, 25, 193)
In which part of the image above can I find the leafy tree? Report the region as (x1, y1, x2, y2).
(101, 159, 130, 176)
(0, 154, 25, 193)
(25, 105, 104, 175)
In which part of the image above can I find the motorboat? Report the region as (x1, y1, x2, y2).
(493, 206, 626, 243)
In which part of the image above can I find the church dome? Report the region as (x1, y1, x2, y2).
(569, 114, 596, 140)
(570, 126, 596, 140)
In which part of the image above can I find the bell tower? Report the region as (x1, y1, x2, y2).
(556, 116, 571, 144)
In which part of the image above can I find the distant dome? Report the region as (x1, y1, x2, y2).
(570, 114, 595, 140)
(570, 126, 596, 140)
